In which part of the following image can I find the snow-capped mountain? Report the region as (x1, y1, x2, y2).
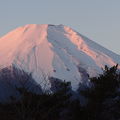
(0, 24, 120, 92)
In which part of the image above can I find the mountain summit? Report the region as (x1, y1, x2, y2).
(0, 24, 120, 91)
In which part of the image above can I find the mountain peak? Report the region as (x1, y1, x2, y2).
(0, 24, 120, 91)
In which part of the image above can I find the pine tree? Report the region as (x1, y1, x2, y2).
(81, 64, 120, 120)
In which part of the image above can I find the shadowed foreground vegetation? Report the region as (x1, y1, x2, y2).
(0, 65, 120, 120)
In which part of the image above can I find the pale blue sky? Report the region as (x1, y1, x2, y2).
(0, 0, 120, 54)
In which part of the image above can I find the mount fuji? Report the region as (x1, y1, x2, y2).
(0, 24, 120, 98)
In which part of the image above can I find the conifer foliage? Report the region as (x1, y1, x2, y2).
(0, 65, 120, 120)
(81, 64, 120, 120)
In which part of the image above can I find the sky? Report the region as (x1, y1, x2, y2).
(0, 0, 120, 54)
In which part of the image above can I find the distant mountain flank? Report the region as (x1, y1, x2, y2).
(0, 24, 120, 91)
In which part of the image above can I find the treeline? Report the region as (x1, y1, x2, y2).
(0, 65, 120, 120)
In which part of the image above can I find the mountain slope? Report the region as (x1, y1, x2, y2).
(0, 24, 120, 91)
